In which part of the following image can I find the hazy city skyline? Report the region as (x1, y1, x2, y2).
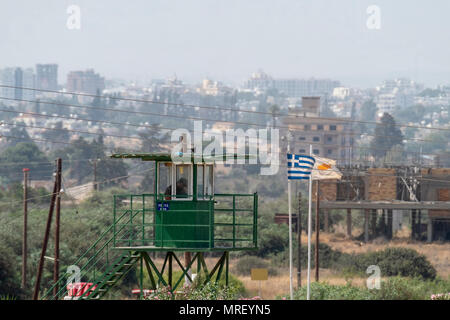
(1, 0, 449, 88)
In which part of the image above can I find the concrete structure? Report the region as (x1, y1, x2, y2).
(66, 69, 105, 95)
(36, 64, 58, 91)
(317, 166, 450, 242)
(282, 97, 355, 164)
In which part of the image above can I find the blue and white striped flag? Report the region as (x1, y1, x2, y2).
(287, 154, 316, 180)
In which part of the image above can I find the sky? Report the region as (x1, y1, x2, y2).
(0, 0, 449, 88)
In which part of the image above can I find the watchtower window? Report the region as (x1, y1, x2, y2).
(159, 162, 171, 195)
(197, 164, 214, 199)
(197, 165, 204, 198)
(205, 165, 213, 196)
(175, 164, 191, 198)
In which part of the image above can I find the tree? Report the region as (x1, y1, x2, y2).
(137, 124, 169, 153)
(5, 122, 32, 147)
(87, 89, 105, 120)
(358, 100, 378, 134)
(0, 142, 51, 183)
(56, 137, 128, 186)
(0, 245, 22, 298)
(41, 121, 70, 145)
(370, 113, 404, 160)
(360, 100, 377, 121)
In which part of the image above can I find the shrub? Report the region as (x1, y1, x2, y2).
(0, 246, 22, 298)
(354, 248, 436, 280)
(279, 277, 450, 300)
(269, 243, 347, 270)
(146, 272, 246, 300)
(257, 225, 288, 257)
(285, 282, 371, 300)
(235, 256, 278, 276)
(372, 277, 450, 300)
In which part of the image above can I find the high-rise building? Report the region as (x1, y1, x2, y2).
(22, 68, 36, 100)
(66, 69, 105, 95)
(36, 64, 58, 91)
(0, 67, 35, 100)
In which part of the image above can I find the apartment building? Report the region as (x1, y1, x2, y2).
(282, 97, 354, 164)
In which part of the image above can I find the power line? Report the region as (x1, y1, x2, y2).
(0, 157, 118, 167)
(0, 98, 446, 157)
(1, 95, 445, 146)
(0, 120, 446, 158)
(0, 167, 154, 208)
(2, 121, 145, 141)
(1, 105, 438, 151)
(1, 84, 449, 132)
(2, 95, 450, 136)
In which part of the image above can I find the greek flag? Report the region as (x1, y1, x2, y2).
(287, 154, 316, 180)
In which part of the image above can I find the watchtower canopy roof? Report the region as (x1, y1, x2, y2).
(110, 153, 253, 163)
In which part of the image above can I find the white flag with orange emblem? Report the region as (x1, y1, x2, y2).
(311, 156, 342, 180)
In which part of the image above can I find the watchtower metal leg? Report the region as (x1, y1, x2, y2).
(139, 251, 231, 298)
(168, 252, 173, 289)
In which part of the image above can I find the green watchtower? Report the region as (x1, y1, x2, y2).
(41, 152, 258, 300)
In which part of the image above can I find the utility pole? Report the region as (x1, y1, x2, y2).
(297, 192, 302, 288)
(33, 160, 58, 300)
(53, 158, 62, 298)
(93, 159, 98, 191)
(181, 135, 192, 286)
(346, 209, 352, 238)
(315, 181, 320, 282)
(22, 168, 30, 289)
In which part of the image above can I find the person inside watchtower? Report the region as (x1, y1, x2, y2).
(176, 177, 188, 197)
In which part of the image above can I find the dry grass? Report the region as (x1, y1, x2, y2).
(237, 270, 368, 299)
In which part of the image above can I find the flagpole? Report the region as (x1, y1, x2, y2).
(287, 134, 293, 300)
(307, 144, 313, 300)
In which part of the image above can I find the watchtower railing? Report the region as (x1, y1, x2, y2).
(112, 193, 258, 250)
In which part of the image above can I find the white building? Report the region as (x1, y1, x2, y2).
(245, 71, 340, 98)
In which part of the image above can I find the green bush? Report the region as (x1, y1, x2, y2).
(235, 256, 278, 276)
(288, 282, 371, 300)
(269, 246, 436, 280)
(354, 248, 437, 280)
(0, 246, 22, 298)
(269, 243, 347, 270)
(280, 277, 450, 300)
(145, 271, 246, 300)
(257, 224, 288, 257)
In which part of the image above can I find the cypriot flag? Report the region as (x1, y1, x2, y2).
(311, 156, 343, 180)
